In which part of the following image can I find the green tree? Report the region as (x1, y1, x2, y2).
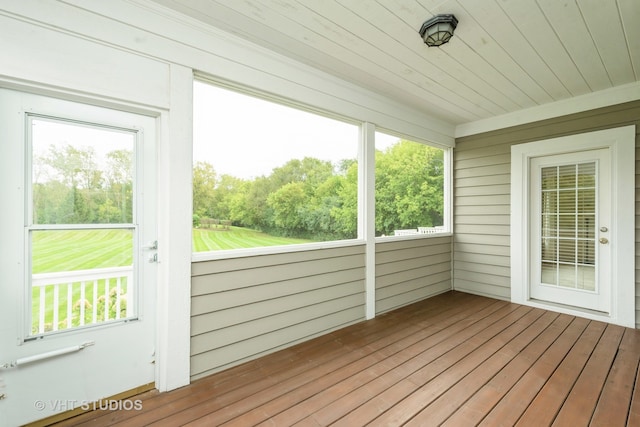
(228, 177, 273, 230)
(212, 174, 244, 221)
(332, 160, 358, 238)
(375, 140, 444, 235)
(44, 144, 99, 189)
(267, 181, 307, 233)
(104, 149, 133, 223)
(32, 144, 135, 225)
(191, 140, 443, 244)
(192, 161, 217, 218)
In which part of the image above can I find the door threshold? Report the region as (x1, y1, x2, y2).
(523, 298, 622, 325)
(529, 298, 608, 316)
(25, 382, 156, 427)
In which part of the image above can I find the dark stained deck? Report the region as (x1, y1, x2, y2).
(53, 291, 640, 426)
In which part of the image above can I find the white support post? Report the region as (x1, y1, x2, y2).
(360, 122, 376, 319)
(155, 64, 193, 392)
(444, 147, 453, 234)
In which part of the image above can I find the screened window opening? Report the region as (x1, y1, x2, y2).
(375, 132, 445, 237)
(193, 81, 359, 252)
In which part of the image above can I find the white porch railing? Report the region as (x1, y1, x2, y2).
(394, 229, 419, 236)
(393, 226, 445, 236)
(31, 266, 133, 334)
(418, 226, 445, 234)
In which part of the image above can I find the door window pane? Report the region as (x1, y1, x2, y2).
(31, 229, 134, 334)
(32, 118, 134, 225)
(541, 214, 557, 237)
(539, 162, 596, 291)
(29, 117, 137, 336)
(558, 215, 576, 238)
(541, 262, 558, 285)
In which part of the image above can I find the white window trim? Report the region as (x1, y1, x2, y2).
(511, 125, 636, 327)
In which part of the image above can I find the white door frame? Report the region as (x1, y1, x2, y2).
(511, 125, 636, 327)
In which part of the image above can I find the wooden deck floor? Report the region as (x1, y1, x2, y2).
(54, 291, 640, 426)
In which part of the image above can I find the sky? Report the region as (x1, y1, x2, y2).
(193, 81, 399, 179)
(31, 117, 134, 183)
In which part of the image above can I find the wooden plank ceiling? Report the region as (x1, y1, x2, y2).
(149, 0, 639, 126)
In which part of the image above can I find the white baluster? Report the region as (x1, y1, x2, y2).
(79, 281, 86, 326)
(104, 280, 110, 321)
(38, 287, 45, 334)
(92, 279, 98, 324)
(52, 285, 59, 331)
(125, 272, 132, 318)
(66, 283, 72, 329)
(115, 277, 121, 320)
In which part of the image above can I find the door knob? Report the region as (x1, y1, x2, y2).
(599, 237, 609, 244)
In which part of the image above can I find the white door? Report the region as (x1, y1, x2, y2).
(0, 89, 157, 426)
(529, 149, 610, 312)
(511, 126, 635, 326)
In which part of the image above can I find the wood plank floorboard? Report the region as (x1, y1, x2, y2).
(51, 292, 640, 426)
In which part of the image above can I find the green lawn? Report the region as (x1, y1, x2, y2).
(32, 229, 133, 274)
(192, 226, 313, 251)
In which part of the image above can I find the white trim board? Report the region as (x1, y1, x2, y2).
(510, 125, 636, 328)
(456, 82, 640, 138)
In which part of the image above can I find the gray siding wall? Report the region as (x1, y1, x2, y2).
(453, 101, 640, 326)
(376, 236, 452, 314)
(191, 245, 366, 380)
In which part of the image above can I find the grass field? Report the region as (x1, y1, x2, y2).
(33, 227, 313, 271)
(32, 229, 133, 274)
(192, 226, 313, 251)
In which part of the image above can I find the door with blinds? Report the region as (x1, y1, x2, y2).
(529, 149, 610, 312)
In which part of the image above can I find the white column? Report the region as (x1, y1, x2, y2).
(360, 122, 376, 319)
(156, 64, 193, 391)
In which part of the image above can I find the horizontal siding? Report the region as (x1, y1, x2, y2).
(375, 236, 452, 314)
(454, 100, 640, 326)
(453, 132, 511, 302)
(190, 245, 366, 380)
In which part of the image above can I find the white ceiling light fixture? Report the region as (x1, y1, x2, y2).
(419, 14, 458, 47)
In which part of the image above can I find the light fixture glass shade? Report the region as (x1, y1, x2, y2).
(419, 14, 458, 47)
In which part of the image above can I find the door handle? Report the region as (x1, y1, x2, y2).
(599, 237, 609, 244)
(142, 240, 158, 250)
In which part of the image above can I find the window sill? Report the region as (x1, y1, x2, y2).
(191, 238, 366, 262)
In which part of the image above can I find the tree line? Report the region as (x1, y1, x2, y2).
(33, 144, 133, 224)
(193, 140, 444, 239)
